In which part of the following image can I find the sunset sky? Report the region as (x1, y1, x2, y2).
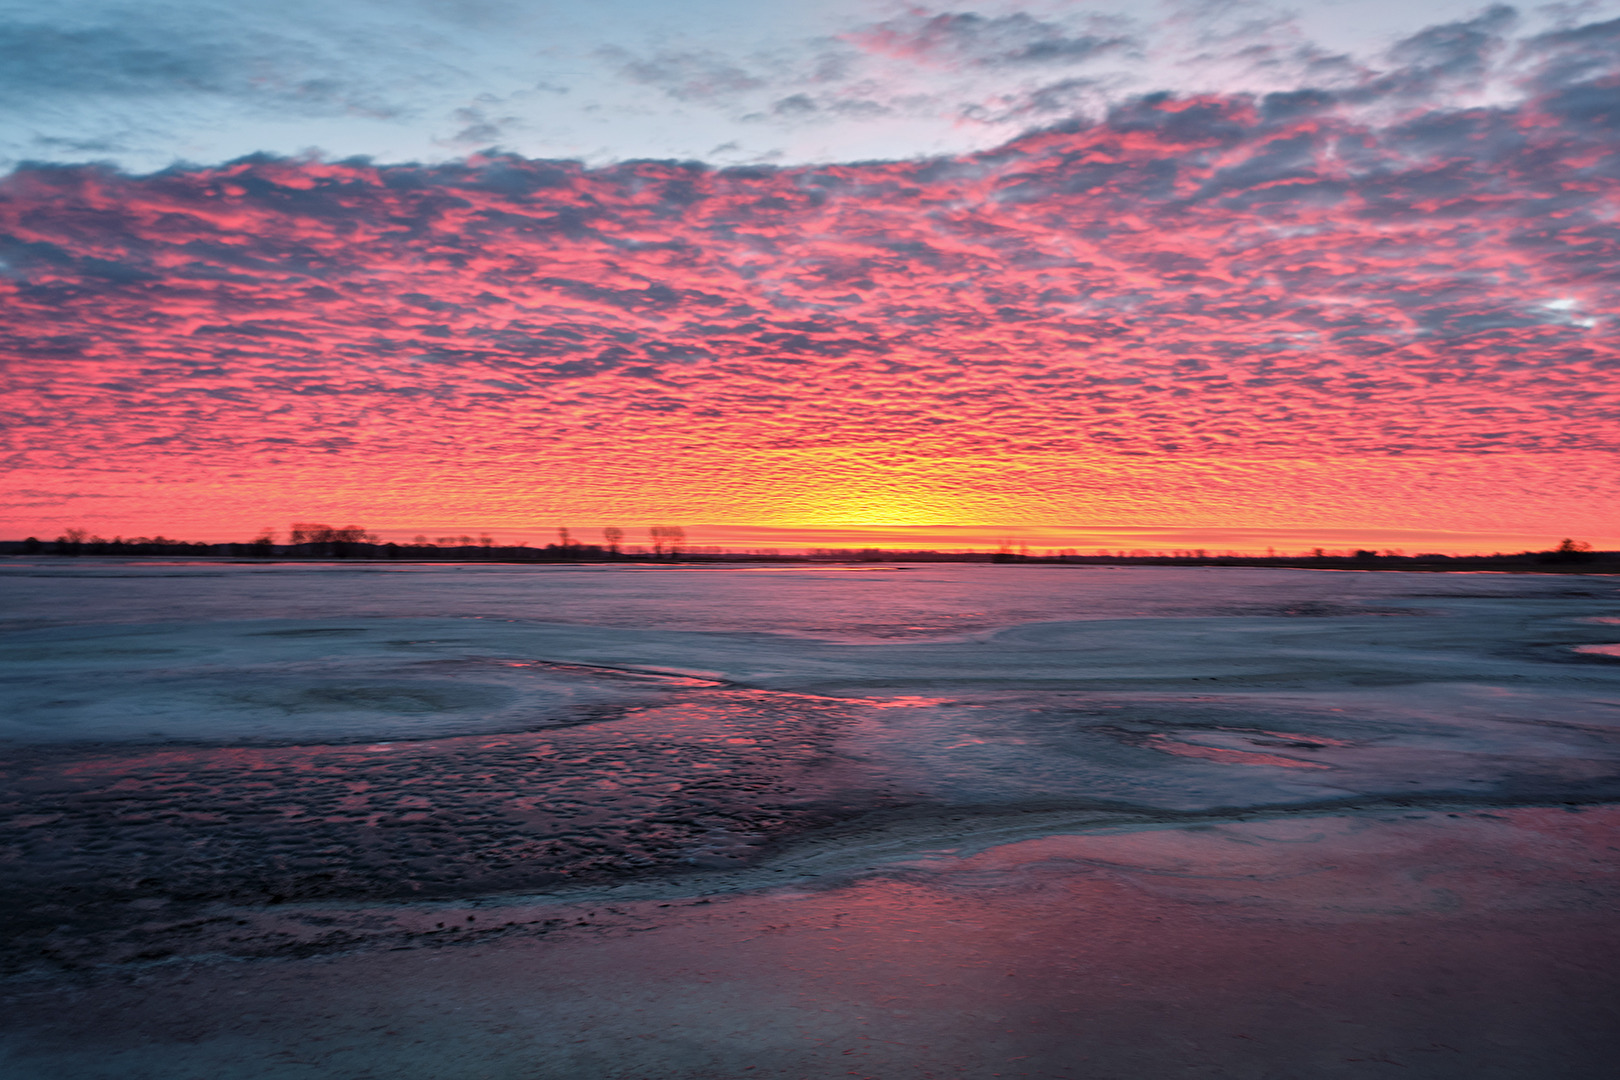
(3, 0, 1617, 553)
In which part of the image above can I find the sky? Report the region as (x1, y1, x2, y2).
(2, 0, 1618, 553)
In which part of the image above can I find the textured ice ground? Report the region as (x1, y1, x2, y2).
(1, 561, 1618, 1077)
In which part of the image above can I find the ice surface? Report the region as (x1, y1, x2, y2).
(2, 562, 1617, 901)
(4, 557, 1608, 639)
(0, 620, 691, 743)
(1, 561, 1617, 1078)
(4, 808, 1618, 1079)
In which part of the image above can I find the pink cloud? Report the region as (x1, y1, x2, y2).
(1, 73, 1617, 543)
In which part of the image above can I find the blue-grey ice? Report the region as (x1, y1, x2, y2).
(2, 561, 1617, 1079)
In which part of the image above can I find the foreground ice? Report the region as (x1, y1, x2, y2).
(1, 562, 1617, 1077)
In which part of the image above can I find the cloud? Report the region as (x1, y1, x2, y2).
(2, 10, 1617, 495)
(598, 46, 769, 103)
(0, 22, 228, 101)
(1354, 3, 1520, 101)
(1, 5, 1618, 552)
(0, 9, 410, 118)
(4, 1, 1616, 182)
(442, 102, 525, 149)
(846, 10, 1134, 69)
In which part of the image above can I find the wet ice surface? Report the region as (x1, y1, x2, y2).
(0, 556, 1579, 639)
(2, 561, 1619, 1078)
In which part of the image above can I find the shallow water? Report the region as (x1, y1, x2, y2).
(2, 560, 1618, 1078)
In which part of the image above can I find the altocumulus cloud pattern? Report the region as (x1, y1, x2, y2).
(2, 7, 1617, 539)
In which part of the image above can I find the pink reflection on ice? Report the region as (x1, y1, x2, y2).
(499, 659, 726, 687)
(1238, 728, 1354, 748)
(621, 566, 905, 573)
(1145, 735, 1334, 769)
(1574, 643, 1620, 658)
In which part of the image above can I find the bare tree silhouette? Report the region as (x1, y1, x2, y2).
(288, 523, 376, 556)
(649, 526, 686, 558)
(1547, 538, 1595, 564)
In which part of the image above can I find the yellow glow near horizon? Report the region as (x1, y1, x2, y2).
(764, 488, 966, 530)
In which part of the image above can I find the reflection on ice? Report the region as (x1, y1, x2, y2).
(497, 659, 728, 688)
(1141, 732, 1336, 769)
(2, 564, 1619, 1076)
(1574, 643, 1620, 657)
(4, 558, 1607, 641)
(8, 806, 1618, 1080)
(1, 564, 1618, 961)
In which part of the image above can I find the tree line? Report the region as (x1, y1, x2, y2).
(11, 523, 693, 560)
(5, 529, 1608, 569)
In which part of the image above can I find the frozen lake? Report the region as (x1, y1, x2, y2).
(2, 560, 1618, 1078)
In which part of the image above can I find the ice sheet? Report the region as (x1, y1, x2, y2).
(4, 558, 1614, 639)
(2, 562, 1617, 1077)
(3, 808, 1617, 1080)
